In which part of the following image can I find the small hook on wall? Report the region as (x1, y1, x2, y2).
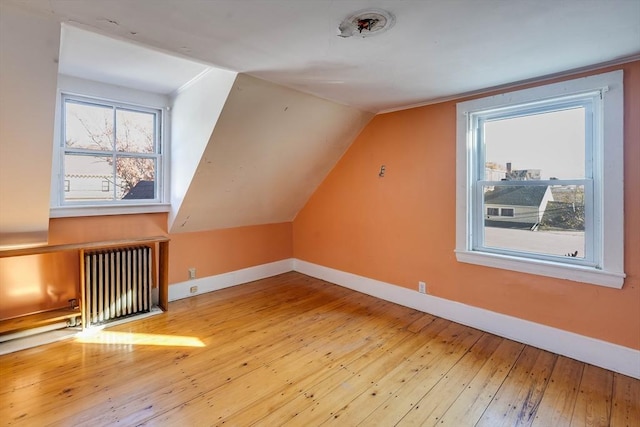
(379, 165, 386, 177)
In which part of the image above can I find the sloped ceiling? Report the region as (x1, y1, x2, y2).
(7, 0, 640, 112)
(1, 1, 638, 246)
(0, 5, 373, 245)
(58, 25, 210, 95)
(170, 74, 373, 232)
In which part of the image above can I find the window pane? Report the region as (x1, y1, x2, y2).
(500, 208, 514, 217)
(64, 154, 114, 201)
(484, 108, 585, 180)
(116, 157, 156, 200)
(483, 184, 585, 258)
(116, 109, 155, 153)
(65, 101, 114, 151)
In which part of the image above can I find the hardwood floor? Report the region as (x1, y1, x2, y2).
(1, 272, 638, 426)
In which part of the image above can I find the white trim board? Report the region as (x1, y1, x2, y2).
(169, 258, 294, 301)
(293, 259, 640, 379)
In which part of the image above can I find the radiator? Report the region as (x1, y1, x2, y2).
(83, 246, 153, 327)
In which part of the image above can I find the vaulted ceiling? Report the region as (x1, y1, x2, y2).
(1, 0, 638, 245)
(11, 0, 640, 112)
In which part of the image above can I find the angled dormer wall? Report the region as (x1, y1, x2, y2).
(169, 68, 238, 227)
(170, 74, 373, 233)
(0, 3, 60, 248)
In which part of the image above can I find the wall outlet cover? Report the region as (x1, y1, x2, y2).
(418, 281, 426, 294)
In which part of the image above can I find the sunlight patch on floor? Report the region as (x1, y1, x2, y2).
(75, 330, 206, 347)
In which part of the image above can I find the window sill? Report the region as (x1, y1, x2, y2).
(50, 203, 171, 218)
(455, 250, 625, 289)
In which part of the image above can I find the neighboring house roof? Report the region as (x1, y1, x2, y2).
(122, 180, 154, 200)
(485, 186, 548, 207)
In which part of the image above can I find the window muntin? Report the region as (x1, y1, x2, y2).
(456, 70, 625, 288)
(61, 95, 162, 204)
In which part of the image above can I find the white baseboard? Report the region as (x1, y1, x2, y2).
(169, 258, 294, 301)
(167, 257, 639, 379)
(293, 259, 640, 379)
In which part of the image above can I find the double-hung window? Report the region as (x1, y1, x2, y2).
(455, 71, 625, 288)
(52, 93, 167, 215)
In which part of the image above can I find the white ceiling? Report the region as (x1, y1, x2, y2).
(11, 0, 640, 112)
(58, 26, 210, 95)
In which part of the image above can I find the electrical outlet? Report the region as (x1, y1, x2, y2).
(418, 281, 426, 294)
(190, 286, 198, 294)
(188, 267, 196, 280)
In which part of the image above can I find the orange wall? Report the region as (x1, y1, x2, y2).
(293, 61, 640, 350)
(168, 222, 292, 284)
(49, 214, 292, 286)
(0, 251, 78, 319)
(1, 214, 292, 319)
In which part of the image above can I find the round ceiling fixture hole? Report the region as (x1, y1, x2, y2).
(338, 9, 395, 38)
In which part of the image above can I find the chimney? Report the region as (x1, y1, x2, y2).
(506, 162, 512, 173)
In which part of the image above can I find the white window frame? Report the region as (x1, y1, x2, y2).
(51, 76, 170, 217)
(455, 71, 625, 289)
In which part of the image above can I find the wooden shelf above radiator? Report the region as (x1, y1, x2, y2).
(0, 236, 169, 258)
(0, 308, 81, 337)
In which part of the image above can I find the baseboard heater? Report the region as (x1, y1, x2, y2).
(82, 245, 153, 328)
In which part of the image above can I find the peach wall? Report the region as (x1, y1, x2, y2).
(293, 61, 640, 350)
(48, 213, 168, 245)
(0, 251, 78, 320)
(168, 222, 292, 284)
(48, 214, 292, 286)
(1, 214, 292, 318)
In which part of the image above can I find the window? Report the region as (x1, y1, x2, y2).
(500, 208, 514, 217)
(52, 93, 168, 215)
(456, 71, 625, 288)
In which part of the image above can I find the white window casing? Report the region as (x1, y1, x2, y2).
(455, 70, 625, 288)
(51, 76, 171, 217)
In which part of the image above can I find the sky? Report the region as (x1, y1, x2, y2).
(484, 107, 585, 180)
(64, 101, 155, 175)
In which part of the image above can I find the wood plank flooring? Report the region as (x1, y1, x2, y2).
(0, 272, 638, 426)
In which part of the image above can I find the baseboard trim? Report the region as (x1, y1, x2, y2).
(167, 257, 639, 378)
(293, 259, 640, 379)
(169, 258, 294, 301)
